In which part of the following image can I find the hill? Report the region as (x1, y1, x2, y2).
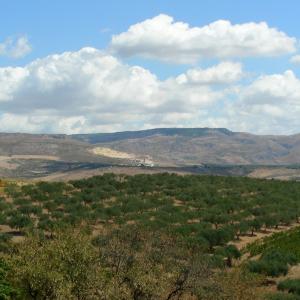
(72, 128, 300, 166)
(0, 128, 300, 179)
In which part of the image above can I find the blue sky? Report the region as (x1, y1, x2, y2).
(1, 0, 299, 72)
(0, 1, 300, 134)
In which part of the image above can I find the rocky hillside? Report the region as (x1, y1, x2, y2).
(72, 128, 300, 166)
(0, 128, 300, 179)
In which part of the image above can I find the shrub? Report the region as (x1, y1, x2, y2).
(7, 229, 103, 300)
(7, 214, 33, 231)
(0, 258, 19, 299)
(267, 293, 300, 300)
(278, 279, 300, 295)
(247, 250, 296, 277)
(248, 260, 288, 277)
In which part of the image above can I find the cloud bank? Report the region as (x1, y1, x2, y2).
(0, 15, 299, 134)
(0, 48, 225, 133)
(111, 14, 296, 63)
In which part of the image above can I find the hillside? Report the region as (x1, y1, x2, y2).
(0, 128, 300, 179)
(72, 128, 300, 166)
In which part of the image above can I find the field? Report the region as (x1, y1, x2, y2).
(1, 174, 300, 299)
(1, 174, 300, 243)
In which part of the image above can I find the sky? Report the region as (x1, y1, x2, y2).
(0, 0, 300, 134)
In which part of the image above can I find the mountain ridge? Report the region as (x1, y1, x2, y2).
(0, 128, 300, 180)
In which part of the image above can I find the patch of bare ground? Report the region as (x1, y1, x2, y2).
(0, 157, 18, 170)
(187, 219, 200, 224)
(248, 167, 300, 180)
(173, 199, 184, 207)
(0, 155, 60, 170)
(0, 224, 25, 243)
(91, 224, 105, 237)
(8, 155, 60, 160)
(90, 147, 136, 159)
(126, 220, 136, 225)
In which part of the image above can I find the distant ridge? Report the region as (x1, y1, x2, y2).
(70, 127, 300, 166)
(0, 128, 300, 170)
(71, 127, 235, 144)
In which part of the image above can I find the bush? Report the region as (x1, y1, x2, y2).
(262, 250, 297, 266)
(267, 292, 300, 300)
(278, 279, 300, 295)
(7, 214, 33, 231)
(247, 250, 296, 277)
(248, 260, 288, 277)
(0, 233, 11, 244)
(0, 259, 19, 299)
(7, 229, 103, 299)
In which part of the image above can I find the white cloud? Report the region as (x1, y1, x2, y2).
(241, 70, 300, 105)
(0, 36, 32, 59)
(176, 62, 243, 85)
(1, 46, 300, 135)
(155, 70, 300, 135)
(0, 67, 28, 101)
(110, 14, 296, 63)
(223, 70, 300, 134)
(0, 47, 224, 133)
(290, 54, 300, 64)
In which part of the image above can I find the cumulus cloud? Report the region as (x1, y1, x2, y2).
(176, 62, 243, 85)
(155, 70, 300, 135)
(0, 36, 32, 59)
(110, 14, 296, 63)
(0, 47, 225, 133)
(241, 70, 300, 105)
(222, 70, 300, 134)
(0, 45, 300, 134)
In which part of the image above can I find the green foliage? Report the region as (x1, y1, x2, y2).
(4, 227, 241, 300)
(0, 259, 19, 300)
(7, 229, 103, 300)
(1, 174, 299, 299)
(278, 279, 300, 295)
(0, 174, 299, 256)
(7, 213, 33, 231)
(247, 249, 297, 277)
(247, 227, 300, 261)
(267, 292, 300, 300)
(215, 245, 241, 267)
